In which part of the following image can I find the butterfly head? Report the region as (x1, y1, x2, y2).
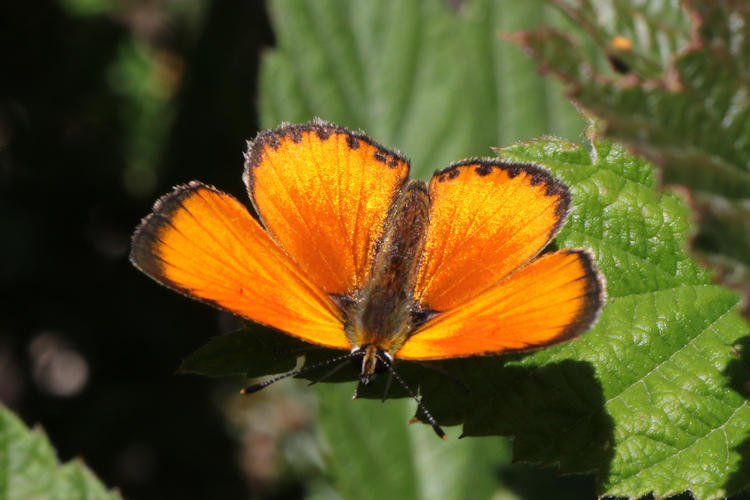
(350, 344, 392, 385)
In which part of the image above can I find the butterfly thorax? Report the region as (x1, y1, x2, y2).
(344, 180, 430, 380)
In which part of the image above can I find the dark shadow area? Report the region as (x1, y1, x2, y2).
(175, 302, 750, 500)
(424, 357, 615, 482)
(499, 463, 597, 500)
(6, 1, 747, 499)
(725, 335, 750, 498)
(0, 1, 277, 499)
(255, 345, 616, 494)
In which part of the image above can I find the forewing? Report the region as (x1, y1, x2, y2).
(130, 182, 349, 349)
(244, 120, 410, 295)
(414, 161, 570, 312)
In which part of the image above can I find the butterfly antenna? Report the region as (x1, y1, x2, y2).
(241, 352, 352, 394)
(348, 350, 366, 400)
(375, 353, 446, 440)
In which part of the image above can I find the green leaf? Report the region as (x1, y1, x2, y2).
(0, 404, 119, 500)
(551, 0, 692, 78)
(515, 0, 750, 300)
(184, 135, 750, 498)
(313, 383, 510, 500)
(176, 0, 750, 498)
(260, 0, 588, 179)
(485, 136, 750, 499)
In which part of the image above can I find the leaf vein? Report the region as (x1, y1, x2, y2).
(605, 303, 735, 406)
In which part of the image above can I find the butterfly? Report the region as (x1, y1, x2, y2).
(130, 119, 606, 438)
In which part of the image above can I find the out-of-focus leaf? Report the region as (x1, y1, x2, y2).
(550, 0, 692, 77)
(692, 193, 750, 314)
(515, 0, 750, 301)
(313, 383, 510, 500)
(0, 404, 119, 500)
(260, 0, 588, 179)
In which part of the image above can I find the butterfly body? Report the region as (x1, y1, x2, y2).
(131, 119, 606, 435)
(347, 179, 430, 380)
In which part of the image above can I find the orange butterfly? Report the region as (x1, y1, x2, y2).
(131, 120, 605, 438)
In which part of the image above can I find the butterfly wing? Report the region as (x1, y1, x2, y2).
(130, 182, 349, 349)
(401, 160, 604, 359)
(244, 120, 410, 296)
(398, 250, 604, 359)
(414, 160, 571, 312)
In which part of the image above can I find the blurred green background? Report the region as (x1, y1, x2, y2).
(1, 0, 706, 499)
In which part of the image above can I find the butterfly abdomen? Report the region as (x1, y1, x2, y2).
(346, 180, 430, 356)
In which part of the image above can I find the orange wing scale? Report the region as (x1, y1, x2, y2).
(398, 250, 603, 360)
(130, 182, 349, 350)
(414, 161, 570, 312)
(244, 121, 410, 296)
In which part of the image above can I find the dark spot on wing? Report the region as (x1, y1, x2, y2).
(243, 119, 411, 192)
(504, 164, 521, 178)
(434, 166, 461, 183)
(315, 127, 331, 141)
(289, 128, 303, 143)
(431, 159, 573, 239)
(475, 163, 493, 176)
(346, 134, 360, 149)
(529, 170, 546, 186)
(410, 307, 440, 328)
(265, 134, 281, 150)
(373, 149, 404, 169)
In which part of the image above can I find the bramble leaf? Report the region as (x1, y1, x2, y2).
(516, 0, 750, 302)
(474, 136, 750, 499)
(260, 0, 588, 179)
(184, 135, 750, 499)
(179, 0, 750, 498)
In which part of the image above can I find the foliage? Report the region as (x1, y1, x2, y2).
(184, 131, 750, 499)
(259, 0, 588, 179)
(515, 0, 750, 305)
(0, 405, 119, 500)
(493, 136, 750, 499)
(178, 1, 750, 498)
